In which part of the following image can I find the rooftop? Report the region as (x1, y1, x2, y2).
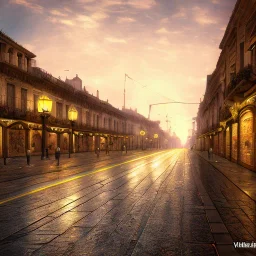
(0, 30, 36, 58)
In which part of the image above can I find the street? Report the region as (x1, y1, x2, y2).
(0, 149, 255, 256)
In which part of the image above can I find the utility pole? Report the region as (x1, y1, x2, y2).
(166, 114, 171, 133)
(123, 74, 127, 109)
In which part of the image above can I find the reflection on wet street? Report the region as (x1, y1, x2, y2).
(0, 149, 255, 255)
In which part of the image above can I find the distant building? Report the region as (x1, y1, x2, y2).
(0, 31, 168, 158)
(65, 74, 82, 90)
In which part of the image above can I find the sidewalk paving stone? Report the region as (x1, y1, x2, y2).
(196, 151, 256, 202)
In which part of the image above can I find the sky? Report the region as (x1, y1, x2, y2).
(0, 0, 237, 144)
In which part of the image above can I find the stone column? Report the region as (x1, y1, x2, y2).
(27, 58, 32, 71)
(12, 49, 18, 66)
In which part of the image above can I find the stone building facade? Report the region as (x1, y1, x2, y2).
(196, 0, 256, 171)
(0, 31, 166, 159)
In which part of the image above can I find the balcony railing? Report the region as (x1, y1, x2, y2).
(225, 65, 253, 97)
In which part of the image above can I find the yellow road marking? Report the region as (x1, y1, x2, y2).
(0, 150, 172, 206)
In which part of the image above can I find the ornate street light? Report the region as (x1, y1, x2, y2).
(140, 130, 145, 150)
(154, 133, 159, 149)
(38, 95, 52, 160)
(68, 105, 78, 158)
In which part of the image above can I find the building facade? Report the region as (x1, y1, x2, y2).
(196, 0, 256, 171)
(0, 31, 167, 159)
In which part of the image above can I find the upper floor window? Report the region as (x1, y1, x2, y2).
(7, 84, 15, 110)
(21, 88, 27, 113)
(96, 115, 99, 129)
(17, 53, 23, 69)
(33, 94, 38, 113)
(66, 105, 69, 120)
(230, 64, 236, 82)
(56, 102, 63, 119)
(93, 114, 96, 127)
(109, 118, 112, 130)
(77, 107, 82, 124)
(240, 42, 244, 69)
(250, 43, 256, 67)
(86, 111, 90, 125)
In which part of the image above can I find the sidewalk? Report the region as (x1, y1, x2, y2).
(196, 150, 256, 202)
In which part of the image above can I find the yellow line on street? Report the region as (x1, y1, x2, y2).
(0, 150, 172, 206)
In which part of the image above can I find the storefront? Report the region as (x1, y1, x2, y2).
(225, 127, 231, 159)
(231, 123, 238, 162)
(219, 131, 224, 156)
(213, 134, 218, 154)
(239, 110, 254, 169)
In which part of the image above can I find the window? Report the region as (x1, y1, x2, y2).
(114, 120, 116, 131)
(7, 84, 15, 110)
(103, 117, 106, 128)
(240, 42, 244, 69)
(33, 94, 39, 113)
(18, 53, 23, 69)
(230, 64, 236, 82)
(77, 107, 82, 124)
(93, 114, 96, 127)
(86, 111, 91, 125)
(56, 102, 63, 119)
(21, 88, 27, 113)
(109, 118, 111, 130)
(251, 43, 256, 67)
(96, 115, 99, 129)
(66, 105, 69, 119)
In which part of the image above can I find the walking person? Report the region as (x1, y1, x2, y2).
(95, 147, 100, 158)
(106, 143, 109, 155)
(208, 147, 213, 160)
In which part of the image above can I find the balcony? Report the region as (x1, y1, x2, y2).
(0, 105, 41, 123)
(225, 65, 255, 99)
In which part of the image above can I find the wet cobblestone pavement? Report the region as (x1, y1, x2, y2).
(0, 149, 255, 255)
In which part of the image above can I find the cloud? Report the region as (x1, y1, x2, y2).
(193, 6, 217, 25)
(103, 0, 123, 6)
(105, 37, 127, 43)
(155, 27, 169, 34)
(49, 9, 68, 17)
(211, 0, 220, 4)
(127, 0, 156, 9)
(60, 19, 74, 26)
(10, 0, 44, 13)
(117, 17, 136, 23)
(172, 8, 187, 18)
(91, 12, 109, 20)
(76, 15, 99, 28)
(47, 17, 74, 26)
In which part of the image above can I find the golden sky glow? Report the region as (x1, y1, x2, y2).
(0, 0, 236, 144)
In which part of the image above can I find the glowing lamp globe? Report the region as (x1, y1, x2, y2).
(68, 106, 78, 122)
(140, 130, 145, 136)
(38, 95, 52, 113)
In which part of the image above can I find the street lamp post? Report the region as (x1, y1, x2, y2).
(154, 133, 159, 149)
(140, 130, 145, 150)
(68, 105, 78, 158)
(38, 95, 53, 160)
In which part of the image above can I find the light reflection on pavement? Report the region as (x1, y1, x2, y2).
(0, 149, 249, 256)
